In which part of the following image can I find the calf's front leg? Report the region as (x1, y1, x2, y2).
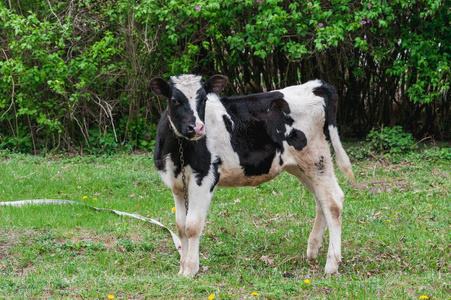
(176, 185, 212, 277)
(174, 193, 189, 275)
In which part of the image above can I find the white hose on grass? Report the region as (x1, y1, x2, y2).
(0, 199, 181, 255)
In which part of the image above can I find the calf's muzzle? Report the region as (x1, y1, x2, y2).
(187, 122, 205, 140)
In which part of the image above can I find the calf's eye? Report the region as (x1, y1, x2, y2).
(171, 98, 179, 106)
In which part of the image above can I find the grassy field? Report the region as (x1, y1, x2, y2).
(0, 144, 449, 299)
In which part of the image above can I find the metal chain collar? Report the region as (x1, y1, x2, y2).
(176, 136, 189, 215)
(171, 124, 189, 215)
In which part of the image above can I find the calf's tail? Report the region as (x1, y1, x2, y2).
(316, 81, 356, 183)
(329, 124, 356, 182)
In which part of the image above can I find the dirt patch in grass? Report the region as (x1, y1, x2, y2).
(0, 230, 40, 275)
(351, 160, 446, 194)
(0, 229, 38, 255)
(63, 229, 118, 249)
(352, 179, 410, 194)
(0, 228, 176, 277)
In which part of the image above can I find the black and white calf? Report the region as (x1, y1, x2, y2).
(150, 74, 355, 277)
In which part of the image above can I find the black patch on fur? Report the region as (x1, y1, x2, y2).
(313, 81, 338, 141)
(286, 129, 308, 150)
(315, 155, 326, 174)
(221, 91, 307, 177)
(223, 115, 233, 133)
(211, 157, 222, 192)
(185, 139, 211, 186)
(154, 158, 166, 171)
(154, 110, 173, 172)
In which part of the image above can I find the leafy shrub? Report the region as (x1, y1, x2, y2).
(0, 0, 449, 154)
(345, 142, 371, 161)
(367, 126, 417, 154)
(0, 130, 33, 153)
(408, 145, 451, 162)
(87, 129, 119, 155)
(118, 116, 157, 152)
(426, 147, 451, 161)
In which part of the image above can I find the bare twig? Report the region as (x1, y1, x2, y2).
(93, 94, 118, 142)
(45, 0, 69, 37)
(72, 114, 90, 146)
(15, 171, 37, 180)
(1, 48, 16, 119)
(50, 164, 73, 180)
(412, 136, 432, 148)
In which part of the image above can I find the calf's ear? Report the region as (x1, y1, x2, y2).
(150, 77, 171, 98)
(205, 75, 228, 94)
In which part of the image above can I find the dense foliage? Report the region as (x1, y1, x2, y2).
(366, 126, 417, 155)
(0, 0, 449, 153)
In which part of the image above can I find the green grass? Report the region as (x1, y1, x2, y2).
(0, 145, 450, 299)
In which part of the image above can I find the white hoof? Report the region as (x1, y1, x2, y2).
(324, 259, 340, 274)
(307, 247, 319, 260)
(182, 269, 197, 278)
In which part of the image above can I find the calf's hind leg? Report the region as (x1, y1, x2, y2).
(286, 167, 328, 261)
(288, 152, 345, 274)
(311, 182, 344, 274)
(308, 202, 328, 260)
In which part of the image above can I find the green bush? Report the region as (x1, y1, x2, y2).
(345, 142, 371, 161)
(367, 126, 417, 154)
(0, 0, 449, 154)
(407, 145, 451, 162)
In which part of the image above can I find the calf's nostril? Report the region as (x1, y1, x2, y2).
(187, 124, 195, 133)
(186, 123, 204, 136)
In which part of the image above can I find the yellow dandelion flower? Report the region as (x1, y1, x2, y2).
(94, 198, 98, 200)
(208, 294, 215, 300)
(304, 279, 311, 284)
(386, 219, 391, 223)
(251, 292, 259, 296)
(82, 196, 88, 199)
(172, 207, 176, 212)
(419, 296, 429, 300)
(108, 295, 115, 299)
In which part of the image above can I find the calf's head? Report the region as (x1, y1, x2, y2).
(150, 74, 228, 140)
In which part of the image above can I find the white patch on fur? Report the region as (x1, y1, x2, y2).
(223, 114, 234, 130)
(276, 80, 325, 138)
(204, 93, 243, 178)
(157, 154, 184, 196)
(171, 75, 205, 131)
(284, 124, 293, 138)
